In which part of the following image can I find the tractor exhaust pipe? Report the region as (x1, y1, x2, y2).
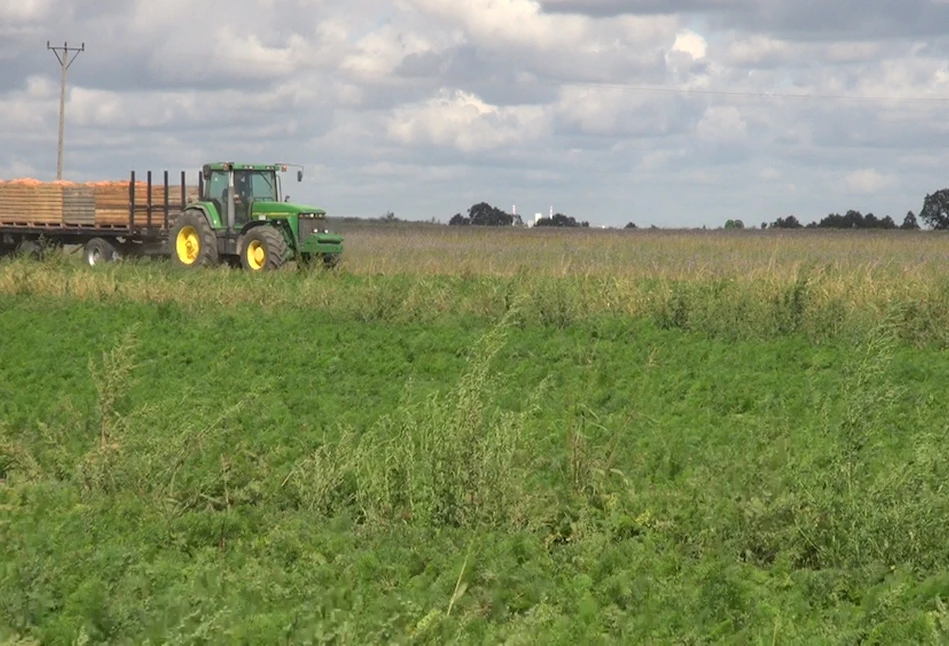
(226, 168, 236, 233)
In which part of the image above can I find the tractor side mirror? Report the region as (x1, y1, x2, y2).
(297, 170, 303, 182)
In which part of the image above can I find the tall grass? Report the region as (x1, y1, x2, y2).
(336, 224, 949, 279)
(5, 227, 949, 345)
(284, 306, 551, 531)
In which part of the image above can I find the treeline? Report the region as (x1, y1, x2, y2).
(448, 202, 590, 227)
(536, 213, 590, 228)
(761, 188, 949, 230)
(438, 188, 949, 231)
(764, 211, 920, 230)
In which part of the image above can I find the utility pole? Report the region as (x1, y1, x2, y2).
(47, 40, 84, 180)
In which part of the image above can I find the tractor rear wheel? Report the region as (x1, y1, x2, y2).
(239, 226, 288, 272)
(170, 210, 218, 268)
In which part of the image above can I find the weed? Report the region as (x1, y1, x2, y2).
(78, 326, 140, 493)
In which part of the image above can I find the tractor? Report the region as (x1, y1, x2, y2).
(168, 162, 343, 271)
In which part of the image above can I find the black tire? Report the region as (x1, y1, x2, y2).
(239, 226, 288, 272)
(298, 252, 341, 271)
(15, 239, 41, 259)
(323, 253, 341, 269)
(169, 210, 218, 268)
(83, 237, 117, 267)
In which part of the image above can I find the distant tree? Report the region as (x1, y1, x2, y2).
(919, 189, 949, 229)
(770, 215, 803, 229)
(901, 210, 920, 230)
(624, 221, 637, 229)
(809, 209, 893, 229)
(468, 202, 513, 226)
(535, 213, 588, 227)
(448, 203, 515, 226)
(724, 219, 744, 229)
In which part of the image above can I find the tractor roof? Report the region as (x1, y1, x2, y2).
(204, 162, 284, 172)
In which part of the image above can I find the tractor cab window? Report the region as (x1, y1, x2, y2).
(206, 170, 230, 222)
(232, 170, 277, 225)
(235, 171, 278, 202)
(207, 171, 228, 203)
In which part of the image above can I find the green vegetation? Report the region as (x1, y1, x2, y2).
(3, 228, 949, 643)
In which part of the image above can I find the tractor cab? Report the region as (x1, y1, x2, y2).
(200, 162, 294, 229)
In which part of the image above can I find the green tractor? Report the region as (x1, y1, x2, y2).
(168, 162, 343, 271)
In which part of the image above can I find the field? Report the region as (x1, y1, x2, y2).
(3, 225, 949, 644)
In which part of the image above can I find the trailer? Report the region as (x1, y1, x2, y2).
(0, 170, 199, 265)
(0, 162, 344, 270)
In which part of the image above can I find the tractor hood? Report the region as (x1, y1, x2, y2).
(252, 200, 327, 218)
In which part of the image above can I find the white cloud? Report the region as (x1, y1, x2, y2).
(671, 30, 708, 59)
(554, 85, 686, 138)
(696, 106, 747, 142)
(386, 88, 549, 152)
(341, 24, 443, 80)
(406, 0, 680, 81)
(0, 0, 54, 22)
(723, 35, 792, 67)
(844, 169, 899, 194)
(0, 159, 40, 181)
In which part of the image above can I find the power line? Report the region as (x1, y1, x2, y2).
(47, 40, 84, 180)
(555, 80, 949, 103)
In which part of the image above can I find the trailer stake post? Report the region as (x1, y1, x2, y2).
(146, 170, 152, 229)
(129, 170, 135, 233)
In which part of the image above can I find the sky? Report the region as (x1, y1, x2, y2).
(3, 0, 949, 228)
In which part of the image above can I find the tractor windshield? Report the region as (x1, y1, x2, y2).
(235, 170, 278, 202)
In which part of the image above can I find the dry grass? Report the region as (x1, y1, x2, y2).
(335, 223, 949, 280)
(3, 225, 949, 344)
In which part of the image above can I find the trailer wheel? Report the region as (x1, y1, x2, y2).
(170, 210, 218, 268)
(14, 239, 38, 258)
(239, 226, 287, 272)
(83, 237, 118, 267)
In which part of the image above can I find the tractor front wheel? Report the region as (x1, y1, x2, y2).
(170, 211, 218, 268)
(298, 252, 341, 271)
(239, 226, 288, 272)
(323, 253, 341, 269)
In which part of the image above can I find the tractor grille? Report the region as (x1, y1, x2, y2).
(298, 216, 322, 246)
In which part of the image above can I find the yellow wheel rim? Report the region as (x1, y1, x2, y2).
(176, 226, 200, 264)
(247, 240, 266, 270)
